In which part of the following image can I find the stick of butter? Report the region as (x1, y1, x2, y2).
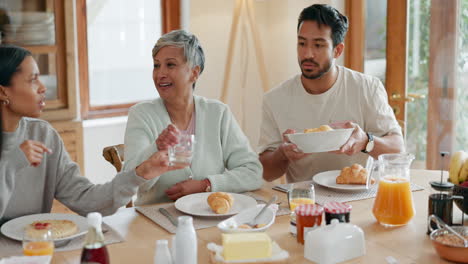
(222, 232, 272, 261)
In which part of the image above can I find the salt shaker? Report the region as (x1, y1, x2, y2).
(174, 216, 197, 264)
(154, 239, 173, 264)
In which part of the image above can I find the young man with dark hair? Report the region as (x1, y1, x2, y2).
(258, 4, 404, 183)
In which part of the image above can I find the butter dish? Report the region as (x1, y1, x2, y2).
(304, 219, 365, 264)
(207, 241, 289, 264)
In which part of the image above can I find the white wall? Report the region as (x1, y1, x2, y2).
(190, 0, 344, 147)
(83, 117, 127, 183)
(83, 0, 346, 181)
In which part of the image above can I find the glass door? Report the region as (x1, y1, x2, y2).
(348, 0, 466, 169)
(407, 0, 467, 169)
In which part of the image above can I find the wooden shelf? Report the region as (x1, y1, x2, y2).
(21, 45, 57, 54)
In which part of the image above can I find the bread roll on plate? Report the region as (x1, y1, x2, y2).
(207, 192, 234, 214)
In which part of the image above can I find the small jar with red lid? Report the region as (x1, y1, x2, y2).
(295, 204, 323, 244)
(324, 202, 352, 224)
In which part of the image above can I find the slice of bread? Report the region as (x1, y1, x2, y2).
(25, 219, 78, 239)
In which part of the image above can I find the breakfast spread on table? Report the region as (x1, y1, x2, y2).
(207, 192, 234, 214)
(25, 220, 78, 239)
(3, 158, 462, 263)
(303, 125, 333, 133)
(336, 163, 374, 185)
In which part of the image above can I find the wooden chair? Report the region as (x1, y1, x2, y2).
(102, 144, 133, 207)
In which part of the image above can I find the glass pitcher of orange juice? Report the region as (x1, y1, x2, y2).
(372, 153, 415, 226)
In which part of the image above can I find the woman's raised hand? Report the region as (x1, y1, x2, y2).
(19, 140, 52, 167)
(155, 124, 180, 151)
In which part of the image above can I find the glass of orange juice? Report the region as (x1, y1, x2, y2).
(23, 226, 54, 256)
(288, 183, 315, 212)
(372, 153, 415, 226)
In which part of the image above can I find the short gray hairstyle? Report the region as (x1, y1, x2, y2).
(152, 30, 205, 75)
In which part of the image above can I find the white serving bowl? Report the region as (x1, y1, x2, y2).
(286, 128, 354, 153)
(217, 206, 275, 233)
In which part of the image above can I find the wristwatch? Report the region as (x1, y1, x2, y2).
(362, 132, 374, 153)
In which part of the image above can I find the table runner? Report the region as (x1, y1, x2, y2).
(273, 180, 425, 205)
(137, 203, 224, 234)
(137, 194, 290, 234)
(0, 223, 123, 258)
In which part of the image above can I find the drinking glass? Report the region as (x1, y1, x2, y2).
(168, 133, 195, 168)
(287, 183, 315, 212)
(372, 153, 415, 226)
(23, 226, 54, 256)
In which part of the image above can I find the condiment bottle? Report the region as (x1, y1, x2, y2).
(295, 204, 323, 244)
(289, 213, 297, 236)
(174, 216, 197, 264)
(81, 212, 110, 264)
(324, 202, 352, 224)
(154, 239, 173, 264)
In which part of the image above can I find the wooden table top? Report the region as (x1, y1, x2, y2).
(52, 169, 467, 264)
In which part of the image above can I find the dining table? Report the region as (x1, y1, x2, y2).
(51, 169, 467, 264)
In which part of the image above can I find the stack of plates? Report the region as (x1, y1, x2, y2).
(2, 12, 55, 45)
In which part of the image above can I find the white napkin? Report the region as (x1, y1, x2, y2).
(257, 203, 279, 215)
(0, 255, 51, 264)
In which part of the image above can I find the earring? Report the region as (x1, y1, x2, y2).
(2, 99, 9, 105)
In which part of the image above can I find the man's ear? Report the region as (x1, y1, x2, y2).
(333, 43, 345, 58)
(190, 65, 201, 83)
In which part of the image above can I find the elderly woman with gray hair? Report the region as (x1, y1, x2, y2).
(123, 30, 263, 205)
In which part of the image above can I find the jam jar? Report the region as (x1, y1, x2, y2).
(324, 202, 352, 224)
(295, 204, 323, 244)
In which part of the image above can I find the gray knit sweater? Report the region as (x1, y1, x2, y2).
(0, 118, 146, 225)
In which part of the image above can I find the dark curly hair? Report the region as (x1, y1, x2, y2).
(297, 4, 349, 47)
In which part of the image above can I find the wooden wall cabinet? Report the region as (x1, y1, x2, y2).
(1, 0, 83, 170)
(50, 121, 84, 173)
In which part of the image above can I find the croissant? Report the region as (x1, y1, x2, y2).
(207, 192, 234, 214)
(304, 125, 333, 133)
(336, 163, 375, 185)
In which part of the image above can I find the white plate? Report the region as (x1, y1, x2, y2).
(286, 128, 354, 153)
(217, 206, 275, 233)
(313, 170, 371, 191)
(175, 193, 257, 217)
(0, 213, 88, 242)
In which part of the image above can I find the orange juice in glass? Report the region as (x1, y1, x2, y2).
(23, 226, 54, 256)
(372, 153, 415, 226)
(23, 241, 54, 256)
(288, 183, 315, 211)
